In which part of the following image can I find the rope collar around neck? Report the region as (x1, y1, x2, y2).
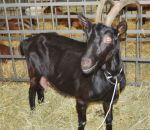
(104, 66, 123, 85)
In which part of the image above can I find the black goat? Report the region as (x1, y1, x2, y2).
(20, 14, 127, 130)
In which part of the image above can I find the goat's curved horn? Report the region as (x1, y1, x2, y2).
(105, 0, 140, 26)
(95, 0, 107, 23)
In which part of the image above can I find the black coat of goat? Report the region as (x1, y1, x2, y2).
(20, 14, 127, 130)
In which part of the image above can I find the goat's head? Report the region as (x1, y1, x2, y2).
(79, 15, 127, 74)
(79, 0, 139, 74)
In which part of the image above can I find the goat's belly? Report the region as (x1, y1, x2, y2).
(39, 75, 77, 96)
(48, 78, 77, 96)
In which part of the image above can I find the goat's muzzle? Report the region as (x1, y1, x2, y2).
(81, 58, 97, 74)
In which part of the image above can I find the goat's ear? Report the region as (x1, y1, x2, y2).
(117, 21, 127, 35)
(78, 14, 91, 29)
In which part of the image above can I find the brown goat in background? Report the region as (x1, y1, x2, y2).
(0, 19, 37, 30)
(0, 41, 15, 63)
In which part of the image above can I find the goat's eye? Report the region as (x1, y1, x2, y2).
(103, 35, 112, 44)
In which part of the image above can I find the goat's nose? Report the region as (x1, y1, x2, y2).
(81, 58, 92, 69)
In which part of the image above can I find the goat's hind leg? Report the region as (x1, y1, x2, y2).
(29, 85, 36, 110)
(37, 84, 44, 104)
(29, 77, 39, 110)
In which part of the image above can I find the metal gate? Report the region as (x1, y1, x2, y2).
(0, 0, 149, 86)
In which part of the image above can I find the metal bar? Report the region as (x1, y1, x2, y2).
(0, 78, 149, 87)
(2, 0, 18, 80)
(54, 4, 58, 30)
(34, 0, 40, 32)
(50, 1, 55, 30)
(0, 77, 29, 82)
(122, 57, 150, 63)
(0, 2, 101, 7)
(0, 56, 149, 63)
(0, 1, 149, 8)
(0, 55, 25, 59)
(0, 57, 149, 63)
(0, 29, 150, 34)
(83, 0, 87, 15)
(19, 0, 25, 38)
(27, 0, 34, 30)
(127, 30, 150, 34)
(0, 60, 4, 80)
(0, 36, 150, 42)
(124, 7, 128, 76)
(0, 29, 83, 34)
(1, 36, 150, 42)
(121, 14, 150, 18)
(135, 6, 139, 84)
(139, 5, 143, 81)
(1, 13, 150, 20)
(67, 0, 71, 37)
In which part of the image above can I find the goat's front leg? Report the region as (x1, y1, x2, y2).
(76, 99, 87, 130)
(103, 102, 113, 130)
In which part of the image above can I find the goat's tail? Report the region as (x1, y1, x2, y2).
(19, 40, 30, 56)
(19, 41, 25, 56)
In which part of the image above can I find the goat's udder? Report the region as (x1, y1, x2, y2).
(40, 76, 49, 92)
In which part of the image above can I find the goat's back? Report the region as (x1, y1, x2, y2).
(20, 33, 85, 52)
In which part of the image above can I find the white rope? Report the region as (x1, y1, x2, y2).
(96, 77, 118, 130)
